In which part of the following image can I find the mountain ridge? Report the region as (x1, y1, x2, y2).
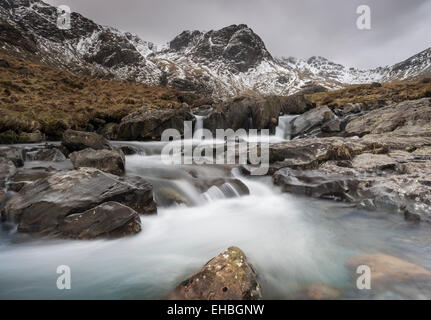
(1, 0, 430, 99)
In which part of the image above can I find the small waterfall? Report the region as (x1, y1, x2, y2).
(193, 115, 206, 140)
(275, 115, 298, 140)
(202, 182, 241, 202)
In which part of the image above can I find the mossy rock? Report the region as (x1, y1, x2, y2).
(168, 246, 262, 300)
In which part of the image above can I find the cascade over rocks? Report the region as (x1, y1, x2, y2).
(264, 98, 431, 222)
(0, 157, 16, 205)
(203, 94, 315, 133)
(168, 246, 262, 300)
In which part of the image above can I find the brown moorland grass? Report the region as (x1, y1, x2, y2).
(307, 80, 431, 108)
(0, 51, 201, 139)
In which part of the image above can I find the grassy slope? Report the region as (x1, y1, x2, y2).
(307, 81, 431, 108)
(0, 51, 200, 140)
(1, 50, 431, 142)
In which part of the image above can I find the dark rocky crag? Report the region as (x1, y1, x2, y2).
(168, 24, 272, 73)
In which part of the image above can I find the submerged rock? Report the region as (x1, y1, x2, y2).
(3, 168, 156, 235)
(346, 254, 431, 288)
(69, 148, 125, 175)
(168, 247, 262, 300)
(57, 202, 141, 239)
(307, 283, 341, 300)
(62, 129, 112, 154)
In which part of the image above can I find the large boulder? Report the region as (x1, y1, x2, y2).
(204, 94, 315, 134)
(57, 202, 141, 239)
(61, 129, 112, 154)
(279, 93, 316, 114)
(267, 137, 365, 171)
(168, 247, 262, 300)
(69, 148, 125, 175)
(3, 168, 156, 234)
(345, 98, 431, 137)
(117, 105, 193, 141)
(290, 106, 336, 138)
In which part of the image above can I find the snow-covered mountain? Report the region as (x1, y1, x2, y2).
(1, 0, 430, 99)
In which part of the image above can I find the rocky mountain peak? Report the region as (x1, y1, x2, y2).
(169, 24, 272, 72)
(0, 0, 429, 99)
(169, 30, 204, 52)
(0, 0, 39, 10)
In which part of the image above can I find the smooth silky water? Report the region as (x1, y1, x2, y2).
(0, 138, 430, 299)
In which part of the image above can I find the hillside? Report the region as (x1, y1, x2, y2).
(0, 52, 201, 141)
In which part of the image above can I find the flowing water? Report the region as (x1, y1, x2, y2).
(0, 136, 430, 300)
(275, 115, 298, 140)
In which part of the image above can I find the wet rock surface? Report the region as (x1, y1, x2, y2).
(346, 254, 431, 290)
(168, 246, 262, 300)
(272, 137, 431, 222)
(61, 129, 112, 154)
(290, 105, 336, 138)
(25, 147, 66, 162)
(204, 94, 315, 134)
(69, 148, 125, 175)
(0, 147, 24, 167)
(345, 98, 431, 137)
(57, 201, 141, 239)
(3, 168, 156, 235)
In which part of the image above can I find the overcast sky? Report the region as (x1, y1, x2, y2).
(45, 0, 431, 69)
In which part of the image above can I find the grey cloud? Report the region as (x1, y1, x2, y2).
(45, 0, 431, 68)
